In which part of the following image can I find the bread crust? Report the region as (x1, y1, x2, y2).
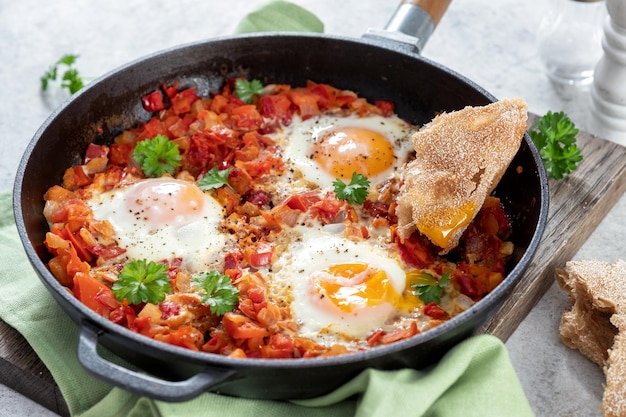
(557, 260, 626, 417)
(396, 98, 528, 253)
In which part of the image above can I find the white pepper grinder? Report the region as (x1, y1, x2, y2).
(589, 0, 626, 144)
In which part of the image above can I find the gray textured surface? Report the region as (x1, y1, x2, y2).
(0, 0, 617, 415)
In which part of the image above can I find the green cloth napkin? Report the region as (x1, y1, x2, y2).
(0, 189, 535, 416)
(234, 0, 324, 34)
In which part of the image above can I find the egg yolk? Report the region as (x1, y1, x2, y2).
(124, 178, 206, 228)
(311, 127, 396, 180)
(310, 263, 399, 313)
(417, 202, 478, 248)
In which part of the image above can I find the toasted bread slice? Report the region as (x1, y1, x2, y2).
(557, 260, 626, 417)
(396, 98, 528, 253)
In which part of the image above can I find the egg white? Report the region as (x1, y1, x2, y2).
(271, 227, 407, 342)
(86, 177, 231, 274)
(271, 113, 416, 190)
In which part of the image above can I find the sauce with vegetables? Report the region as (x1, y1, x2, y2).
(42, 78, 514, 358)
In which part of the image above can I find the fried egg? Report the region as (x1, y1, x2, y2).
(274, 114, 416, 190)
(272, 229, 414, 342)
(87, 177, 230, 273)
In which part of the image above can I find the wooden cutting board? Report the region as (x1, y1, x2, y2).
(1, 114, 625, 416)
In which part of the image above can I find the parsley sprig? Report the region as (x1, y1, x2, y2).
(40, 54, 84, 94)
(529, 111, 583, 180)
(197, 166, 234, 191)
(235, 79, 264, 104)
(132, 135, 182, 177)
(192, 271, 240, 315)
(411, 271, 451, 305)
(112, 259, 172, 305)
(333, 172, 371, 204)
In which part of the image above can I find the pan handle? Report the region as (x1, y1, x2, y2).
(398, 0, 451, 27)
(77, 320, 236, 402)
(364, 0, 452, 53)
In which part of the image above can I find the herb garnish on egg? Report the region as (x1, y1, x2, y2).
(333, 172, 370, 204)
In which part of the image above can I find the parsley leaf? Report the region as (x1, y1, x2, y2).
(235, 79, 264, 104)
(333, 172, 371, 204)
(411, 272, 451, 305)
(192, 271, 240, 315)
(112, 259, 172, 305)
(197, 166, 234, 191)
(132, 134, 182, 177)
(529, 111, 583, 180)
(40, 54, 84, 94)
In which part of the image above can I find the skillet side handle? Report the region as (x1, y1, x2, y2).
(365, 0, 452, 53)
(77, 321, 236, 402)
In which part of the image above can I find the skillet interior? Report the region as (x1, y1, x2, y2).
(14, 32, 548, 400)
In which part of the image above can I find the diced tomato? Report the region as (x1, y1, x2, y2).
(141, 90, 165, 113)
(84, 143, 109, 163)
(238, 299, 257, 320)
(334, 94, 357, 108)
(202, 330, 232, 354)
(94, 287, 122, 310)
(62, 243, 90, 278)
(249, 248, 273, 268)
(66, 166, 91, 188)
(283, 191, 321, 211)
(380, 321, 418, 344)
(234, 131, 261, 161)
(259, 94, 293, 125)
(109, 303, 135, 325)
(363, 199, 394, 220)
(130, 316, 153, 337)
(395, 232, 435, 269)
(228, 167, 252, 195)
(224, 252, 243, 280)
(162, 82, 179, 99)
(247, 286, 265, 304)
(288, 88, 321, 119)
(73, 272, 115, 316)
(108, 143, 134, 165)
(366, 329, 385, 346)
(156, 325, 204, 350)
(262, 333, 295, 358)
(423, 303, 449, 320)
(222, 313, 269, 339)
(309, 194, 344, 224)
(229, 104, 264, 130)
(246, 189, 272, 207)
(62, 224, 92, 262)
(167, 116, 194, 138)
(374, 100, 395, 117)
(171, 88, 200, 116)
(159, 301, 181, 320)
(136, 117, 170, 141)
(454, 274, 485, 301)
(268, 204, 300, 227)
(90, 244, 126, 260)
(307, 83, 334, 110)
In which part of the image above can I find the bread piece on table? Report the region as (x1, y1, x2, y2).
(396, 98, 528, 254)
(603, 314, 626, 417)
(556, 260, 626, 417)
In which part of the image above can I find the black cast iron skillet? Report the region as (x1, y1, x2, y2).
(14, 0, 549, 402)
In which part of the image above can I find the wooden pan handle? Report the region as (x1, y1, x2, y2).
(401, 0, 452, 26)
(371, 0, 452, 52)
